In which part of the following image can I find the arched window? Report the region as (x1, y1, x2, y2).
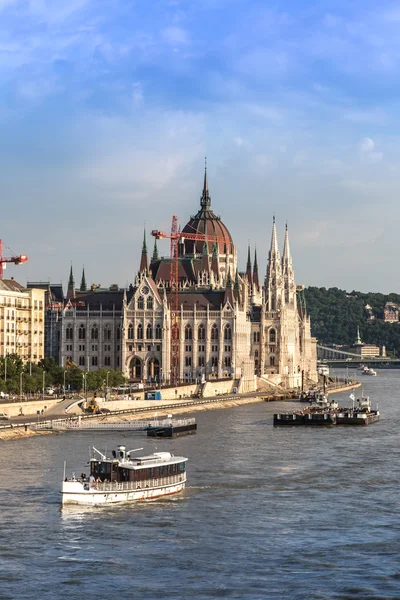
(185, 325, 192, 340)
(116, 327, 121, 340)
(66, 326, 73, 340)
(104, 325, 111, 340)
(224, 325, 232, 341)
(137, 297, 144, 309)
(269, 329, 276, 343)
(224, 356, 231, 367)
(155, 324, 162, 339)
(198, 325, 205, 341)
(270, 356, 275, 366)
(128, 324, 134, 339)
(91, 325, 98, 340)
(146, 297, 153, 310)
(255, 350, 259, 358)
(211, 324, 218, 341)
(137, 323, 143, 339)
(146, 324, 152, 339)
(78, 324, 86, 340)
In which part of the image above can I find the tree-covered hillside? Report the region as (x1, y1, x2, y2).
(304, 287, 400, 355)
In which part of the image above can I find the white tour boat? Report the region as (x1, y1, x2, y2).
(61, 445, 188, 505)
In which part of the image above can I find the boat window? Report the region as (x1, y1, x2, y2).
(179, 462, 186, 472)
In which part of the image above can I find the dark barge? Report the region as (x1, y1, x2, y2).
(146, 418, 197, 438)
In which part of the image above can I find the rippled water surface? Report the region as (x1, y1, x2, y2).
(1, 369, 400, 599)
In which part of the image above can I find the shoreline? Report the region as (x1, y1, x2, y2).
(0, 381, 361, 441)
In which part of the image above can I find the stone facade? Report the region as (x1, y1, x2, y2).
(0, 279, 45, 363)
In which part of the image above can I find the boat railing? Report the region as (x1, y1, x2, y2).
(91, 474, 185, 492)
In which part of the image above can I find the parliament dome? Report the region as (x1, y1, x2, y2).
(181, 169, 234, 255)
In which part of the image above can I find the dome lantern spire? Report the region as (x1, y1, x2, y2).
(200, 157, 211, 209)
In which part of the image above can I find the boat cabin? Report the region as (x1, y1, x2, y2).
(89, 446, 187, 484)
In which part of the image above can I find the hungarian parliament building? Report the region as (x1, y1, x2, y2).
(36, 170, 317, 390)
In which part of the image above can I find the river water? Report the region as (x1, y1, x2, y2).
(1, 369, 399, 600)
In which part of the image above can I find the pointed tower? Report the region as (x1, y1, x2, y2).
(200, 159, 211, 209)
(67, 265, 75, 299)
(139, 229, 149, 274)
(246, 244, 253, 286)
(201, 240, 210, 273)
(224, 268, 235, 305)
(282, 223, 296, 307)
(234, 270, 241, 305)
(80, 267, 87, 292)
(264, 217, 283, 311)
(152, 238, 159, 262)
(211, 242, 219, 281)
(354, 326, 363, 346)
(253, 248, 260, 290)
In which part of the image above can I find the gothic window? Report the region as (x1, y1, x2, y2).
(224, 325, 232, 341)
(185, 325, 192, 340)
(79, 356, 85, 366)
(224, 356, 231, 367)
(211, 324, 218, 341)
(255, 350, 259, 358)
(269, 329, 276, 343)
(116, 327, 121, 340)
(185, 356, 192, 367)
(66, 326, 73, 340)
(198, 356, 205, 367)
(155, 324, 162, 339)
(137, 323, 143, 339)
(104, 326, 111, 340)
(253, 331, 260, 343)
(146, 297, 153, 310)
(104, 356, 111, 366)
(137, 297, 144, 310)
(146, 324, 152, 339)
(78, 324, 86, 340)
(128, 324, 134, 339)
(91, 325, 98, 340)
(270, 356, 275, 366)
(211, 356, 218, 367)
(198, 325, 205, 341)
(91, 356, 98, 366)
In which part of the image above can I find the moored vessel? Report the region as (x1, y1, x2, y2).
(61, 446, 188, 505)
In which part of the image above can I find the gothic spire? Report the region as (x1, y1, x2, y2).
(80, 267, 87, 292)
(67, 265, 75, 299)
(270, 215, 279, 259)
(224, 268, 234, 305)
(139, 229, 149, 274)
(282, 222, 296, 306)
(152, 238, 159, 262)
(211, 242, 219, 279)
(201, 240, 210, 273)
(264, 216, 283, 311)
(234, 270, 241, 304)
(246, 244, 253, 285)
(282, 222, 291, 263)
(200, 158, 211, 209)
(253, 248, 259, 289)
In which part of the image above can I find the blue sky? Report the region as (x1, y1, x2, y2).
(1, 0, 400, 292)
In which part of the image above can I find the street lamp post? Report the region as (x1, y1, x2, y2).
(4, 356, 7, 382)
(63, 370, 67, 399)
(20, 372, 23, 399)
(106, 370, 110, 399)
(42, 370, 45, 401)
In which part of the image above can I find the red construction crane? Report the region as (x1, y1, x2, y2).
(152, 216, 226, 385)
(0, 239, 28, 279)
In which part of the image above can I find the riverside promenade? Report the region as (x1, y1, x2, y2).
(0, 377, 360, 441)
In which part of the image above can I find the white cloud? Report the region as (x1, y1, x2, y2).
(358, 137, 383, 163)
(162, 26, 189, 46)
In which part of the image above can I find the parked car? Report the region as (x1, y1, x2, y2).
(45, 387, 55, 395)
(0, 413, 10, 420)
